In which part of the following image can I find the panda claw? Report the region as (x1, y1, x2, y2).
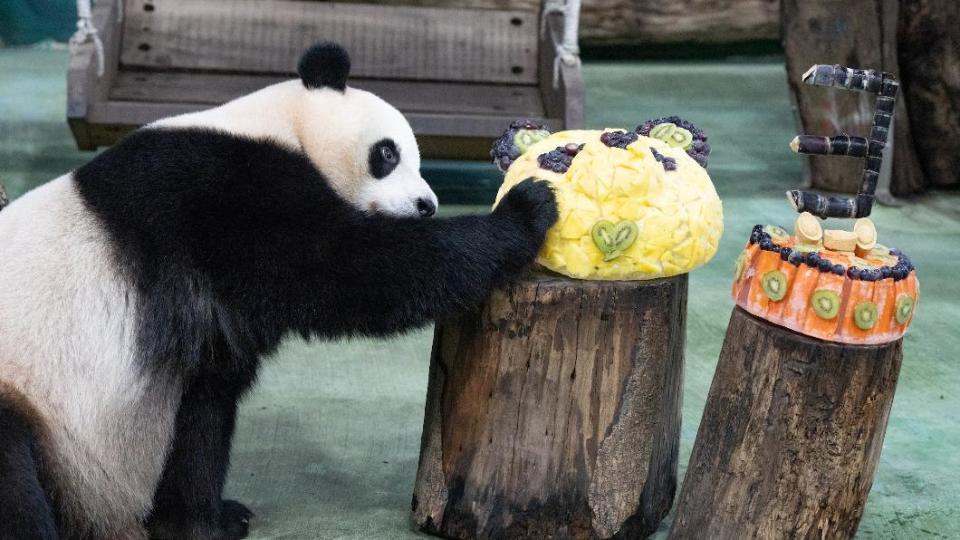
(221, 500, 253, 539)
(495, 178, 559, 243)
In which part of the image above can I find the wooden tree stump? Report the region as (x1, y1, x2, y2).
(669, 307, 903, 540)
(898, 0, 960, 190)
(412, 273, 687, 539)
(782, 0, 927, 195)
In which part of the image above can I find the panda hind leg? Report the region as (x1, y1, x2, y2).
(147, 375, 251, 540)
(0, 389, 59, 540)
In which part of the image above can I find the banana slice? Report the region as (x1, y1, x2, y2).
(795, 212, 823, 244)
(853, 218, 877, 253)
(824, 229, 858, 252)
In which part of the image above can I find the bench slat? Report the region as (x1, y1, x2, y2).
(87, 99, 560, 139)
(109, 70, 545, 117)
(121, 0, 540, 84)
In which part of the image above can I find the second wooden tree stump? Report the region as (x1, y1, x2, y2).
(412, 273, 687, 539)
(669, 307, 903, 539)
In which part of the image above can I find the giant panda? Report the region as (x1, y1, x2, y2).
(0, 42, 557, 540)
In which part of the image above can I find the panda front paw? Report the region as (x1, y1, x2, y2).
(220, 500, 253, 540)
(494, 178, 558, 249)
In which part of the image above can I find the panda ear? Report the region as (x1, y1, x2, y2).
(298, 42, 351, 91)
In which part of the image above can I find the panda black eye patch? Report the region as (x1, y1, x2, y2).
(369, 139, 400, 179)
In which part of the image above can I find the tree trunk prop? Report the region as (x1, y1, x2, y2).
(781, 0, 926, 196)
(412, 273, 687, 539)
(898, 0, 960, 190)
(669, 307, 902, 540)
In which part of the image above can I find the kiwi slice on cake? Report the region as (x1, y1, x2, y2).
(895, 294, 915, 324)
(763, 225, 791, 244)
(666, 128, 694, 149)
(854, 301, 879, 330)
(872, 253, 899, 266)
(735, 250, 749, 281)
(762, 270, 789, 301)
(649, 123, 694, 149)
(869, 244, 891, 257)
(811, 289, 841, 319)
(514, 128, 551, 154)
(793, 242, 822, 254)
(649, 123, 676, 140)
(591, 220, 638, 262)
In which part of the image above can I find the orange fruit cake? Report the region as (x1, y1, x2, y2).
(732, 214, 918, 345)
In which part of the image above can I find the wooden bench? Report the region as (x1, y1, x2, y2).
(67, 0, 584, 160)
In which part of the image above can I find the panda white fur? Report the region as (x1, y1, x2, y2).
(0, 43, 556, 540)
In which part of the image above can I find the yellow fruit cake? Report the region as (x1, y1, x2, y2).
(491, 118, 723, 280)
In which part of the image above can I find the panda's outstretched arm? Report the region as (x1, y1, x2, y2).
(76, 128, 556, 346)
(303, 179, 557, 338)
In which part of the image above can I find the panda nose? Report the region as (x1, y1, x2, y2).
(416, 198, 436, 217)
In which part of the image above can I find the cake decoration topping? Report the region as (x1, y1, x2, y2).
(599, 130, 638, 149)
(591, 220, 639, 262)
(492, 119, 722, 280)
(762, 270, 788, 301)
(853, 218, 877, 253)
(649, 123, 694, 149)
(789, 135, 867, 157)
(786, 64, 898, 220)
(537, 144, 583, 174)
(811, 290, 841, 320)
(823, 229, 858, 252)
(650, 148, 678, 171)
(895, 294, 915, 324)
(746, 224, 913, 282)
(794, 212, 823, 244)
(854, 301, 879, 330)
(490, 119, 552, 172)
(637, 116, 710, 167)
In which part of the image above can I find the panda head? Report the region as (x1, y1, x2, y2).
(296, 42, 438, 218)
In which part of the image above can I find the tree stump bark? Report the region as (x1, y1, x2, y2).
(898, 0, 960, 190)
(412, 272, 687, 539)
(669, 307, 903, 540)
(781, 0, 927, 195)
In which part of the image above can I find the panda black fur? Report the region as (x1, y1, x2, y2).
(0, 42, 556, 539)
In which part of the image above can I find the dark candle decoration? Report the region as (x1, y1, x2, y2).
(786, 64, 899, 219)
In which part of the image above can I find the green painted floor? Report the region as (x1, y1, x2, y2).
(2, 47, 958, 539)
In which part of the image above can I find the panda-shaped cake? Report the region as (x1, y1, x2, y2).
(0, 43, 557, 539)
(492, 118, 723, 280)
